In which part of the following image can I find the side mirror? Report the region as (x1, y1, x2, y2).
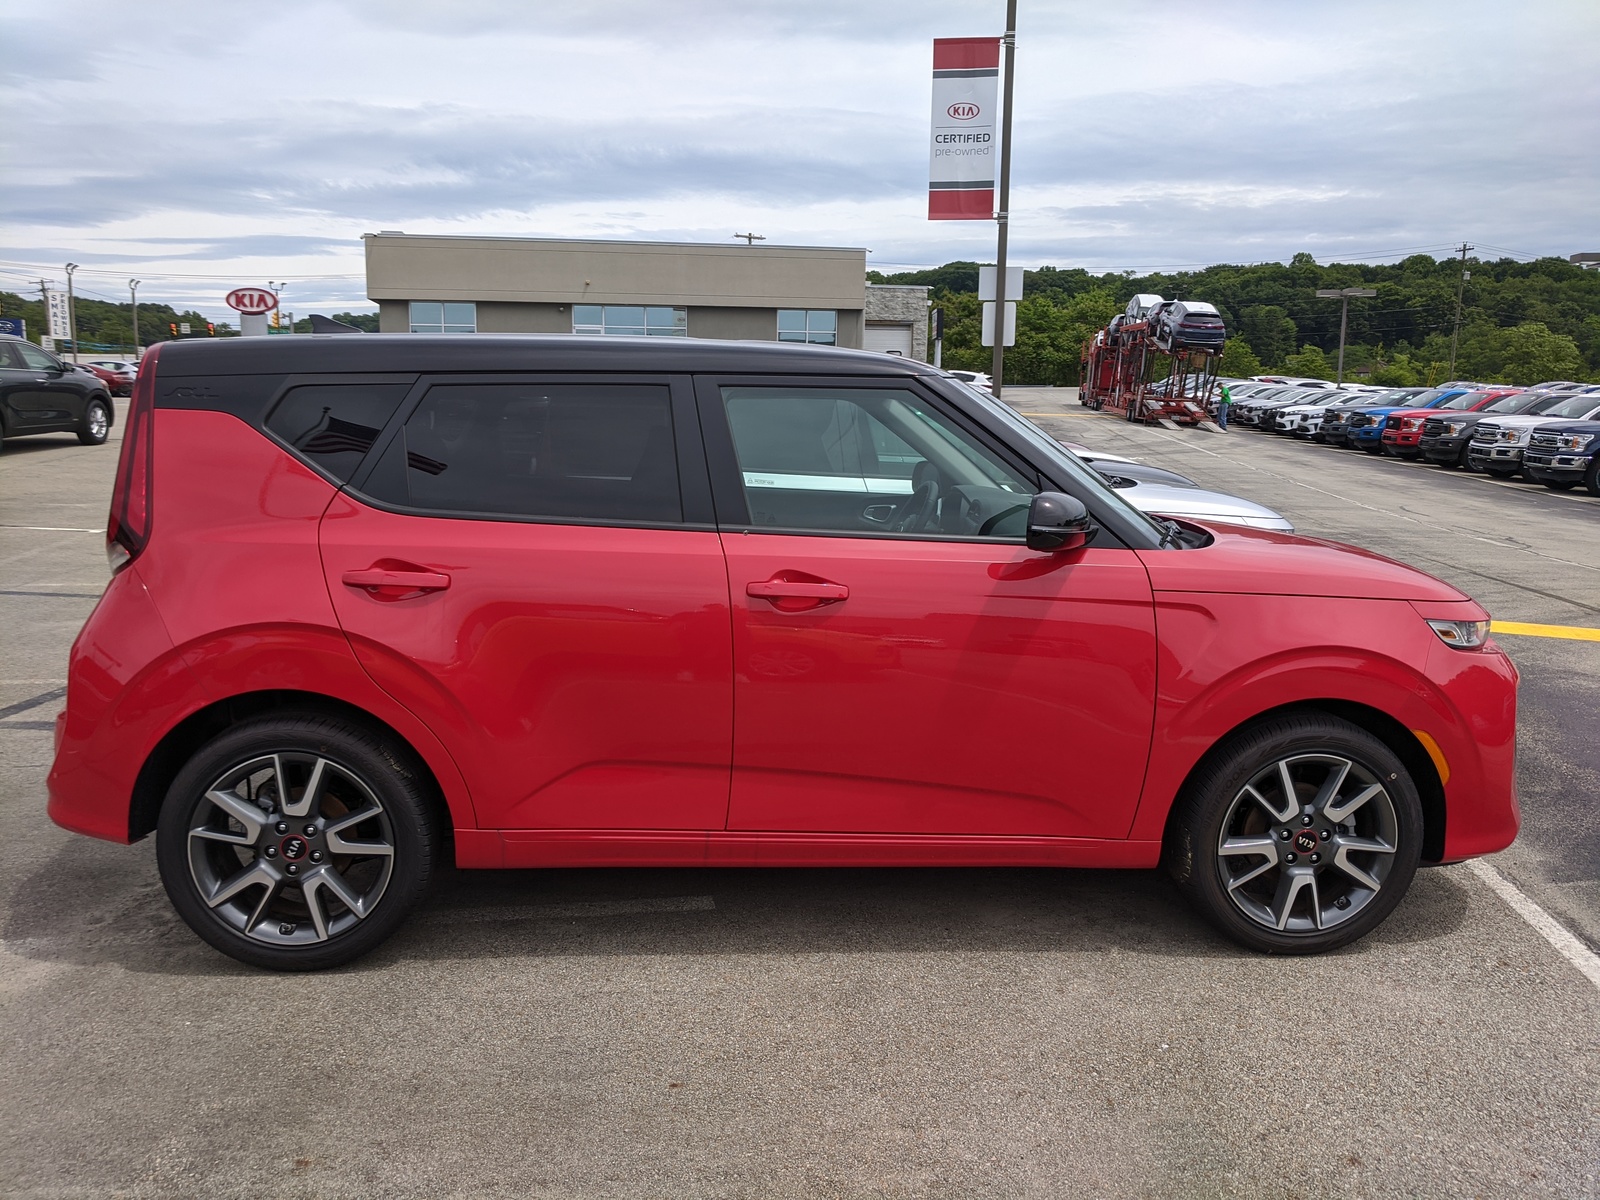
(1026, 491, 1097, 552)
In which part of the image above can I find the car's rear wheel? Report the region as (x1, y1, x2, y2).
(1165, 713, 1422, 954)
(156, 715, 438, 970)
(77, 399, 110, 445)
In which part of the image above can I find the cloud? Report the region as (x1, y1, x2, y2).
(2, 0, 1596, 318)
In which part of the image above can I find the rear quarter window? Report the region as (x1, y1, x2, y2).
(265, 383, 413, 481)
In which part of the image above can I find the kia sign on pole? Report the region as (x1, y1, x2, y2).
(929, 38, 1000, 220)
(225, 288, 278, 315)
(227, 287, 278, 338)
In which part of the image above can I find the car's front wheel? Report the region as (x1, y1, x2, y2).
(1165, 713, 1423, 954)
(156, 714, 438, 970)
(77, 398, 111, 446)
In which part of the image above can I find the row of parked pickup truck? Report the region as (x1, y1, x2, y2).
(1221, 376, 1600, 496)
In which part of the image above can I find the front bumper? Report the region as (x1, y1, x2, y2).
(1467, 444, 1525, 469)
(1381, 429, 1424, 448)
(1522, 449, 1593, 481)
(1419, 433, 1470, 462)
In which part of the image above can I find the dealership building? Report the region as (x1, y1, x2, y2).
(364, 232, 930, 361)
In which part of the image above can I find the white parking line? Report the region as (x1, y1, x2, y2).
(0, 525, 106, 533)
(1468, 859, 1600, 992)
(424, 895, 716, 924)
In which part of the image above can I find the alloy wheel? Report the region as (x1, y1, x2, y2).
(87, 404, 109, 439)
(185, 752, 396, 946)
(1215, 753, 1399, 934)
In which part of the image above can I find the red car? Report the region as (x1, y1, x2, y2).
(1380, 388, 1519, 457)
(74, 361, 133, 397)
(47, 338, 1520, 969)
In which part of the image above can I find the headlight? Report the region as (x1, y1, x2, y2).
(1401, 417, 1424, 431)
(1442, 421, 1468, 435)
(1496, 429, 1521, 443)
(1554, 433, 1596, 451)
(1427, 618, 1490, 649)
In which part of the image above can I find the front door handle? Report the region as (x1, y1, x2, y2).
(746, 574, 849, 610)
(341, 567, 451, 599)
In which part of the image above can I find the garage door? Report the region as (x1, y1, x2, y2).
(863, 323, 913, 357)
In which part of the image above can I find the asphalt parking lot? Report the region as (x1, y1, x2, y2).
(3, 396, 1598, 1199)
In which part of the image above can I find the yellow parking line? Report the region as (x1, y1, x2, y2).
(1491, 621, 1600, 642)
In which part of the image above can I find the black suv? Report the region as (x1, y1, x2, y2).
(1522, 421, 1600, 495)
(0, 335, 116, 449)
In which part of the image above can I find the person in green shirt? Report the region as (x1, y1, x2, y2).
(1216, 382, 1232, 430)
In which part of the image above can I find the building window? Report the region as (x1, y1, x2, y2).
(409, 302, 477, 333)
(777, 309, 837, 345)
(572, 305, 688, 337)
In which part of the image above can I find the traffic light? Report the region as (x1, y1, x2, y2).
(169, 322, 178, 338)
(207, 323, 215, 336)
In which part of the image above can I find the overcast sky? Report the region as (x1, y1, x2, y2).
(3, 0, 1596, 320)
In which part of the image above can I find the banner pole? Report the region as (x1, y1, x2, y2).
(989, 0, 1018, 398)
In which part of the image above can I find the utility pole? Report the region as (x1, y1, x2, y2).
(732, 233, 765, 246)
(1315, 286, 1377, 385)
(129, 279, 141, 358)
(1448, 242, 1473, 379)
(989, 0, 1018, 399)
(64, 263, 79, 361)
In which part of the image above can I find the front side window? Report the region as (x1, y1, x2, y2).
(776, 310, 837, 345)
(265, 383, 413, 482)
(409, 302, 476, 333)
(14, 342, 63, 371)
(363, 382, 680, 524)
(721, 386, 1035, 537)
(572, 306, 687, 337)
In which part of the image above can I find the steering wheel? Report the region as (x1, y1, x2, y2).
(886, 479, 938, 533)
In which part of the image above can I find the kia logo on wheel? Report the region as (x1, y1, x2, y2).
(225, 288, 279, 315)
(947, 103, 980, 121)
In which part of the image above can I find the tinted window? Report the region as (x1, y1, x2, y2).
(721, 386, 1035, 538)
(364, 382, 680, 524)
(0, 342, 23, 368)
(14, 342, 63, 371)
(266, 384, 412, 481)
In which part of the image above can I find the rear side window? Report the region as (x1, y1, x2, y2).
(266, 384, 412, 481)
(362, 382, 681, 525)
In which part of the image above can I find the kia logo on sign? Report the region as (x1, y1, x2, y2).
(225, 288, 278, 315)
(947, 103, 980, 121)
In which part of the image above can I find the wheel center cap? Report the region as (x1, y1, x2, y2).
(1293, 829, 1320, 855)
(279, 835, 310, 862)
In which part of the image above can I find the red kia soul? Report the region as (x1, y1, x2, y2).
(47, 336, 1519, 969)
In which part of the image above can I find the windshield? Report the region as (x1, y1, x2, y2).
(1483, 392, 1537, 413)
(1436, 391, 1492, 411)
(1546, 395, 1600, 419)
(944, 379, 1171, 543)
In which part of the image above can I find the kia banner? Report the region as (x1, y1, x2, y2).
(929, 37, 1000, 221)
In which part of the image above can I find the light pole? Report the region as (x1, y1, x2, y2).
(129, 279, 141, 358)
(64, 263, 79, 362)
(1315, 286, 1377, 385)
(988, 0, 1018, 399)
(1448, 243, 1473, 379)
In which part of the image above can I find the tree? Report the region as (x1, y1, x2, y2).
(1218, 337, 1262, 378)
(1282, 344, 1333, 380)
(1237, 305, 1298, 367)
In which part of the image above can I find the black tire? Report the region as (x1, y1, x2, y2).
(1541, 478, 1577, 492)
(1586, 457, 1600, 498)
(1362, 442, 1384, 455)
(1164, 713, 1423, 955)
(77, 398, 111, 445)
(1485, 467, 1517, 479)
(156, 714, 438, 970)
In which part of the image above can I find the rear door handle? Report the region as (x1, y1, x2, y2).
(341, 568, 451, 597)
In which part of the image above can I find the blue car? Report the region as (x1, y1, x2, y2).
(1344, 386, 1475, 454)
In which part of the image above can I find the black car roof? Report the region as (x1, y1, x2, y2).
(154, 333, 944, 379)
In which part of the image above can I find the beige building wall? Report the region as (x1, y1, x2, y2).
(366, 233, 865, 311)
(367, 234, 868, 346)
